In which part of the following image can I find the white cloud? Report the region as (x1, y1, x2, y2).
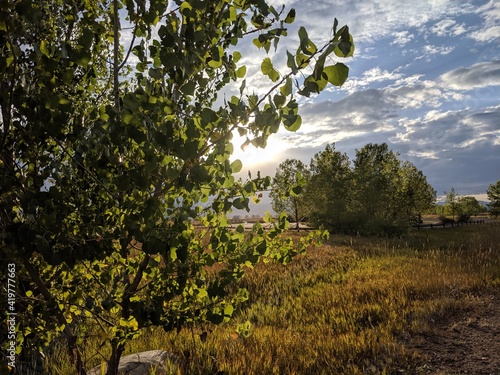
(431, 19, 457, 36)
(391, 31, 414, 46)
(470, 0, 500, 42)
(470, 25, 500, 42)
(430, 18, 468, 37)
(423, 44, 455, 55)
(342, 67, 402, 93)
(440, 60, 500, 90)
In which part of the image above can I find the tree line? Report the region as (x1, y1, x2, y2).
(271, 143, 437, 236)
(271, 144, 500, 235)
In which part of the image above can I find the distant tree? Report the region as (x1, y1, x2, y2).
(352, 143, 400, 218)
(396, 161, 436, 224)
(350, 143, 411, 235)
(306, 143, 435, 236)
(487, 181, 500, 218)
(457, 196, 482, 217)
(444, 188, 460, 220)
(270, 159, 310, 230)
(306, 144, 352, 231)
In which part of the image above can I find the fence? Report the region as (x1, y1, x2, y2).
(414, 219, 486, 230)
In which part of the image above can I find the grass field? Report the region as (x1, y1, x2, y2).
(45, 222, 500, 374)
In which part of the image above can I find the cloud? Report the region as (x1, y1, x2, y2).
(470, 26, 500, 42)
(440, 60, 500, 90)
(391, 31, 414, 46)
(431, 19, 457, 36)
(342, 67, 403, 93)
(470, 0, 500, 42)
(431, 19, 468, 37)
(422, 44, 455, 55)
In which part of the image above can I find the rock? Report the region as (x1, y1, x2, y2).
(88, 350, 178, 375)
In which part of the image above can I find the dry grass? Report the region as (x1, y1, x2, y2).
(45, 223, 500, 374)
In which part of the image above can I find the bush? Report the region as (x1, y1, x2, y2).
(439, 215, 455, 224)
(312, 211, 409, 237)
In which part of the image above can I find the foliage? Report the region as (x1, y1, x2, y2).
(269, 159, 310, 229)
(457, 196, 482, 217)
(441, 189, 486, 220)
(305, 144, 353, 231)
(0, 1, 353, 374)
(305, 143, 436, 236)
(487, 180, 500, 218)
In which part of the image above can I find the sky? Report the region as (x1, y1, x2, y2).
(226, 0, 500, 216)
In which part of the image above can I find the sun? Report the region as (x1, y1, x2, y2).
(230, 131, 289, 175)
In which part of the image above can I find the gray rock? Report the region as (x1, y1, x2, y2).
(88, 350, 178, 375)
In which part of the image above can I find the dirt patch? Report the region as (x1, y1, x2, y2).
(406, 294, 500, 374)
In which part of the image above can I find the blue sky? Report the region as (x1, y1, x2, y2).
(228, 0, 500, 215)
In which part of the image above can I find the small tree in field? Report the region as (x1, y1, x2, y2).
(270, 159, 310, 230)
(457, 196, 482, 218)
(306, 144, 353, 231)
(444, 188, 460, 220)
(487, 181, 500, 218)
(0, 1, 353, 374)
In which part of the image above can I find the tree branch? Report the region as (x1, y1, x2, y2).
(23, 260, 87, 375)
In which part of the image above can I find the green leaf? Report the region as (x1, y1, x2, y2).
(291, 185, 302, 196)
(233, 198, 244, 210)
(236, 66, 246, 78)
(207, 312, 224, 324)
(283, 114, 302, 132)
(286, 51, 298, 72)
(224, 304, 234, 317)
(180, 81, 196, 96)
(201, 108, 218, 124)
(40, 40, 50, 57)
(298, 26, 316, 55)
(123, 113, 134, 125)
(280, 77, 292, 96)
(230, 159, 243, 173)
(284, 8, 296, 23)
(273, 94, 286, 108)
(261, 57, 279, 82)
(233, 51, 242, 63)
(228, 6, 237, 22)
(180, 1, 192, 15)
(334, 29, 355, 58)
(34, 235, 50, 252)
(323, 63, 349, 86)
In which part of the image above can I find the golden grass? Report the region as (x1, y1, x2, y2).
(45, 223, 500, 374)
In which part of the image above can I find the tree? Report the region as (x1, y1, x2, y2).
(396, 161, 436, 224)
(444, 188, 459, 220)
(457, 196, 482, 218)
(350, 143, 410, 235)
(0, 1, 353, 374)
(305, 143, 435, 236)
(270, 159, 310, 230)
(306, 144, 352, 231)
(487, 181, 500, 218)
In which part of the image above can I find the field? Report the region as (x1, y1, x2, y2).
(46, 222, 500, 374)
